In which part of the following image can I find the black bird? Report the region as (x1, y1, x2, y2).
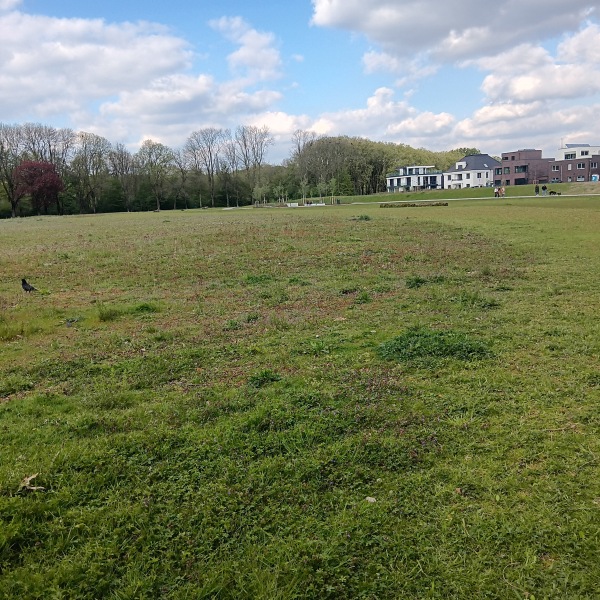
(22, 278, 37, 293)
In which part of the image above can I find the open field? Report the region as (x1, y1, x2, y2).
(1, 197, 600, 598)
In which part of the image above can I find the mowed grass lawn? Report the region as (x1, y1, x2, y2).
(1, 197, 600, 599)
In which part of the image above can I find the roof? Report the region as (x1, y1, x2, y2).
(445, 154, 501, 173)
(565, 143, 591, 148)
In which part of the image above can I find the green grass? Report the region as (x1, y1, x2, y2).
(1, 199, 600, 598)
(340, 180, 600, 204)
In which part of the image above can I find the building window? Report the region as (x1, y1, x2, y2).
(581, 151, 589, 156)
(552, 165, 560, 171)
(577, 163, 586, 169)
(503, 167, 510, 174)
(477, 172, 482, 178)
(502, 156, 509, 161)
(577, 176, 585, 181)
(592, 162, 598, 168)
(565, 153, 576, 159)
(515, 166, 528, 173)
(466, 173, 470, 179)
(495, 168, 502, 175)
(511, 156, 516, 160)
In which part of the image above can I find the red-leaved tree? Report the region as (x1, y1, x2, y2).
(13, 161, 64, 214)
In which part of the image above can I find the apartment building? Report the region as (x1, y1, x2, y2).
(550, 144, 600, 183)
(386, 165, 444, 192)
(496, 149, 553, 186)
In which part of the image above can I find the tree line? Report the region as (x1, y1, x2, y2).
(0, 121, 479, 217)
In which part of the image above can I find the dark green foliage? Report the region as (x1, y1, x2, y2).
(131, 302, 160, 314)
(405, 275, 428, 289)
(378, 327, 492, 362)
(247, 369, 282, 388)
(245, 273, 274, 285)
(97, 303, 122, 322)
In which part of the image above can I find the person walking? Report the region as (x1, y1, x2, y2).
(535, 184, 539, 196)
(541, 184, 547, 196)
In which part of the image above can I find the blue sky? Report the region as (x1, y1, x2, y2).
(2, 0, 599, 162)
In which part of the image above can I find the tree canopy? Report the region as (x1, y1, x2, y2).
(0, 121, 479, 217)
(13, 160, 64, 215)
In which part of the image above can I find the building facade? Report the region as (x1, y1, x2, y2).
(444, 154, 499, 190)
(550, 144, 600, 183)
(555, 143, 600, 161)
(497, 149, 553, 186)
(386, 165, 444, 192)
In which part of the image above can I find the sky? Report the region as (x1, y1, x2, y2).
(1, 0, 599, 163)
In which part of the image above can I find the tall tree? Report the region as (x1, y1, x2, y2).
(249, 125, 273, 186)
(136, 140, 174, 211)
(20, 123, 75, 213)
(290, 129, 318, 162)
(0, 123, 26, 217)
(234, 125, 273, 189)
(71, 132, 111, 213)
(170, 149, 191, 210)
(108, 143, 139, 212)
(184, 128, 225, 207)
(14, 161, 64, 214)
(222, 131, 242, 207)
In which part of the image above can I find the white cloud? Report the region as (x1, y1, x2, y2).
(469, 22, 600, 104)
(0, 8, 286, 151)
(88, 75, 283, 149)
(288, 87, 455, 146)
(449, 101, 600, 157)
(310, 87, 411, 136)
(0, 11, 192, 118)
(0, 0, 21, 10)
(311, 0, 597, 65)
(362, 50, 402, 74)
(209, 16, 282, 82)
(387, 112, 455, 137)
(557, 22, 600, 64)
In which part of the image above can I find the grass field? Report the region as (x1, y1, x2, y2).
(349, 181, 600, 204)
(1, 196, 600, 599)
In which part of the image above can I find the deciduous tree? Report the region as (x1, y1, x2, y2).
(136, 140, 174, 211)
(0, 123, 25, 217)
(184, 128, 226, 207)
(14, 161, 64, 214)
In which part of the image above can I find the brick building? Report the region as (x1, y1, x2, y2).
(496, 149, 553, 187)
(550, 144, 600, 183)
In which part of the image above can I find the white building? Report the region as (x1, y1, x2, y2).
(386, 165, 444, 192)
(443, 154, 500, 190)
(556, 143, 600, 161)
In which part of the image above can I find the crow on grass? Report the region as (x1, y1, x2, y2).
(21, 278, 37, 293)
